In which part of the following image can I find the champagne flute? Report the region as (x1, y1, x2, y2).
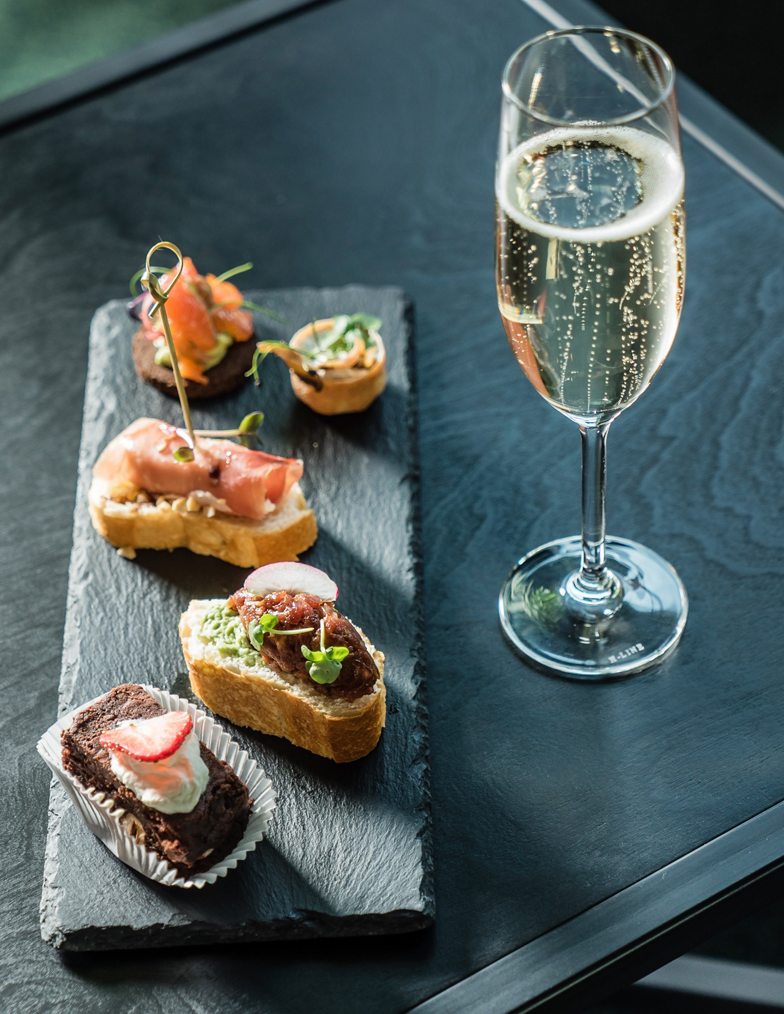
(496, 27, 687, 679)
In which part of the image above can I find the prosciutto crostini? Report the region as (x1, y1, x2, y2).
(89, 419, 317, 567)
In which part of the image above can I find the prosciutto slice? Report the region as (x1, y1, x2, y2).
(93, 418, 303, 520)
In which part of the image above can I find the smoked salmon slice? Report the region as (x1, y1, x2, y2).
(139, 258, 255, 384)
(93, 418, 303, 520)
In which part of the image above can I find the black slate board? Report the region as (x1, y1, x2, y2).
(40, 285, 432, 950)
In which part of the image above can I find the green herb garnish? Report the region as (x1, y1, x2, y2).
(248, 612, 315, 650)
(215, 261, 253, 283)
(246, 346, 265, 385)
(248, 613, 280, 650)
(246, 313, 381, 386)
(308, 313, 382, 358)
(238, 410, 264, 448)
(191, 411, 265, 448)
(131, 259, 284, 323)
(242, 300, 287, 323)
(245, 340, 319, 385)
(301, 619, 350, 684)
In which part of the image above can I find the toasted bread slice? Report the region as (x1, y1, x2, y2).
(179, 599, 385, 763)
(89, 480, 317, 568)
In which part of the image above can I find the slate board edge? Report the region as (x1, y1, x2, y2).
(40, 286, 434, 949)
(402, 293, 434, 925)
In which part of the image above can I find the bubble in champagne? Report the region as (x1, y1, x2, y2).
(517, 141, 643, 229)
(495, 125, 685, 422)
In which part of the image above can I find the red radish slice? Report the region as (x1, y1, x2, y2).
(244, 561, 338, 601)
(100, 712, 193, 762)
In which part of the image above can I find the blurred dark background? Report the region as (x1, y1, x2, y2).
(0, 0, 238, 101)
(600, 0, 784, 152)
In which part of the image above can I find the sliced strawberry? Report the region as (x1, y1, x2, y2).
(100, 711, 193, 762)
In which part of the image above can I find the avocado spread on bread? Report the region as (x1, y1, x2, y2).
(200, 603, 260, 667)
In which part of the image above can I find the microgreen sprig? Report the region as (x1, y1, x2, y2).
(174, 412, 264, 461)
(245, 314, 382, 386)
(317, 314, 382, 355)
(213, 262, 287, 322)
(248, 612, 314, 651)
(242, 300, 287, 323)
(215, 262, 253, 284)
(301, 619, 350, 685)
(191, 411, 264, 445)
(245, 340, 320, 385)
(131, 259, 286, 323)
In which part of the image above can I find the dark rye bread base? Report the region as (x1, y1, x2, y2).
(132, 329, 257, 399)
(61, 684, 251, 877)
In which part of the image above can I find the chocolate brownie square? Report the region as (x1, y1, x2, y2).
(62, 683, 250, 876)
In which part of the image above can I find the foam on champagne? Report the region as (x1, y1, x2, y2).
(497, 126, 684, 243)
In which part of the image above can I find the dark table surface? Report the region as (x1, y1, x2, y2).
(6, 0, 784, 1011)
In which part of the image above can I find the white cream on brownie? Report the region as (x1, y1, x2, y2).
(106, 719, 209, 814)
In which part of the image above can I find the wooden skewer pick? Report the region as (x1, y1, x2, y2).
(140, 241, 196, 459)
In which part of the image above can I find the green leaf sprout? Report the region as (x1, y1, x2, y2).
(190, 412, 265, 448)
(238, 411, 264, 448)
(215, 262, 253, 284)
(246, 314, 382, 385)
(242, 300, 287, 324)
(248, 613, 280, 650)
(301, 619, 350, 684)
(239, 411, 264, 434)
(132, 259, 286, 327)
(248, 612, 314, 651)
(310, 314, 382, 358)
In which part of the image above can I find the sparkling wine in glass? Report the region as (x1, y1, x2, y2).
(496, 27, 687, 679)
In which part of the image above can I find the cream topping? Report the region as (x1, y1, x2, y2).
(107, 720, 209, 814)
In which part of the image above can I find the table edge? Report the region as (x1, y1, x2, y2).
(408, 792, 784, 1014)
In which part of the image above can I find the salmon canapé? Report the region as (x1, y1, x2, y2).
(139, 258, 254, 384)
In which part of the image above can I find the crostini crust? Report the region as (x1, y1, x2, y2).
(89, 481, 317, 568)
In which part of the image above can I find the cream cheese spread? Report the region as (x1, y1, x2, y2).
(108, 720, 209, 814)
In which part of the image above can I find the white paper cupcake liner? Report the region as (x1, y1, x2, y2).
(37, 685, 276, 889)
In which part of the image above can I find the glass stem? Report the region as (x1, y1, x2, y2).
(580, 421, 610, 582)
(561, 420, 623, 623)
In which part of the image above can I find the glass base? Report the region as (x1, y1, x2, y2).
(499, 536, 687, 680)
